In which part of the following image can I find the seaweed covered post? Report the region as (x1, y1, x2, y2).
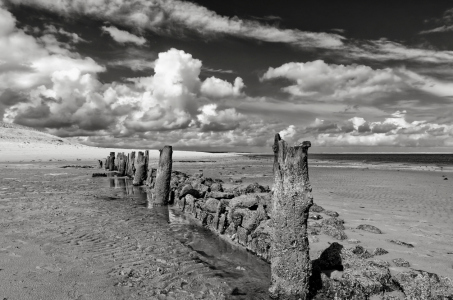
(153, 146, 172, 205)
(133, 151, 147, 186)
(108, 152, 115, 171)
(270, 134, 313, 299)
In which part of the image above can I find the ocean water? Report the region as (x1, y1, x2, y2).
(247, 153, 453, 166)
(310, 153, 453, 166)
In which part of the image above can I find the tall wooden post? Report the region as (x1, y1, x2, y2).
(127, 151, 135, 178)
(117, 153, 127, 176)
(153, 146, 172, 205)
(109, 152, 115, 171)
(133, 151, 147, 186)
(269, 134, 313, 300)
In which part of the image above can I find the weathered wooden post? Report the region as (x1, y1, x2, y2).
(105, 157, 109, 170)
(98, 160, 103, 169)
(133, 151, 147, 186)
(269, 134, 313, 299)
(153, 146, 172, 205)
(109, 152, 115, 171)
(126, 151, 135, 178)
(117, 153, 127, 176)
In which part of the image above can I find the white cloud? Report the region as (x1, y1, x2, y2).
(108, 59, 155, 71)
(44, 24, 87, 43)
(262, 60, 404, 100)
(7, 0, 344, 49)
(196, 104, 245, 131)
(200, 77, 244, 98)
(279, 125, 296, 139)
(304, 111, 453, 147)
(101, 25, 146, 45)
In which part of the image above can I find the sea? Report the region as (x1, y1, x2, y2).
(249, 153, 453, 166)
(311, 153, 453, 166)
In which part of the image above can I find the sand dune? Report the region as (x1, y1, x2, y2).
(0, 124, 236, 162)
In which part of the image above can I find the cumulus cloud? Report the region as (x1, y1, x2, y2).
(262, 60, 453, 104)
(108, 59, 155, 71)
(279, 125, 296, 139)
(1, 9, 250, 144)
(101, 25, 146, 45)
(201, 77, 244, 98)
(301, 111, 453, 148)
(5, 0, 344, 49)
(262, 60, 405, 101)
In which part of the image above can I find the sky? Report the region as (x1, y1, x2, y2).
(1, 0, 453, 153)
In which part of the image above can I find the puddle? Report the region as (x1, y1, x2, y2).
(104, 175, 271, 299)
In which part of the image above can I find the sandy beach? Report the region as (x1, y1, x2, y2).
(1, 140, 452, 299)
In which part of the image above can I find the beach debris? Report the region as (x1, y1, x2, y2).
(153, 146, 172, 205)
(92, 173, 107, 177)
(269, 134, 313, 299)
(388, 239, 414, 248)
(60, 165, 93, 169)
(393, 258, 410, 267)
(310, 203, 325, 213)
(357, 224, 383, 234)
(324, 210, 340, 217)
(373, 247, 389, 256)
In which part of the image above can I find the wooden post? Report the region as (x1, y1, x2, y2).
(105, 157, 109, 170)
(144, 150, 149, 181)
(133, 151, 147, 186)
(98, 160, 103, 169)
(109, 152, 115, 171)
(127, 151, 135, 178)
(117, 153, 127, 176)
(269, 134, 313, 300)
(153, 146, 172, 205)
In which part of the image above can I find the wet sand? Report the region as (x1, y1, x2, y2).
(0, 155, 452, 299)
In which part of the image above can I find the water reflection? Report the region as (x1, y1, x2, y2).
(104, 174, 270, 299)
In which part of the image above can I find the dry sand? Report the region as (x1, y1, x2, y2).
(1, 134, 452, 299)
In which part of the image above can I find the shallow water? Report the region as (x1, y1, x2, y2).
(107, 175, 271, 299)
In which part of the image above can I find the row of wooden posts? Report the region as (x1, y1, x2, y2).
(102, 135, 313, 299)
(104, 146, 173, 206)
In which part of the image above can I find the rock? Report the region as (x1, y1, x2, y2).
(208, 191, 234, 200)
(185, 195, 196, 214)
(191, 172, 203, 178)
(236, 226, 248, 246)
(369, 259, 390, 268)
(203, 198, 220, 213)
(324, 210, 339, 217)
(180, 185, 200, 199)
(393, 269, 453, 299)
(347, 239, 360, 244)
(321, 225, 348, 240)
(92, 173, 107, 177)
(243, 182, 270, 194)
(393, 258, 410, 267)
(373, 247, 389, 256)
(218, 213, 228, 234)
(351, 245, 374, 259)
(240, 205, 268, 232)
(321, 217, 345, 230)
(229, 177, 243, 184)
(309, 235, 320, 243)
(229, 194, 259, 209)
(248, 220, 271, 260)
(388, 239, 414, 248)
(357, 224, 383, 234)
(179, 184, 193, 197)
(210, 182, 224, 192)
(309, 213, 323, 220)
(310, 203, 325, 213)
